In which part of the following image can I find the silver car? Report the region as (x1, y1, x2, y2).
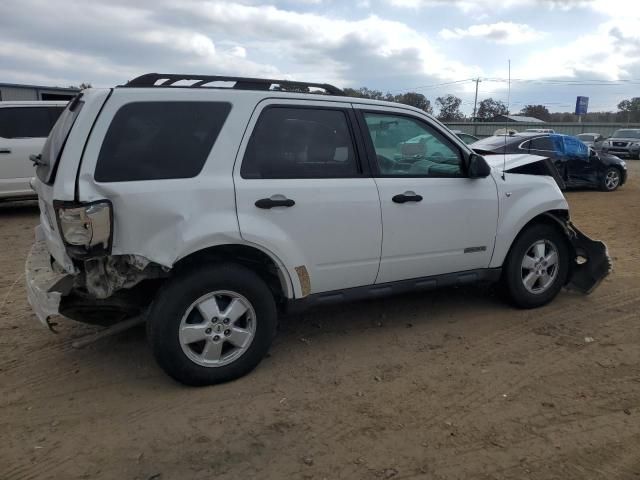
(601, 129, 640, 159)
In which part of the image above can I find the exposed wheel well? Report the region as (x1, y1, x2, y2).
(173, 245, 289, 305)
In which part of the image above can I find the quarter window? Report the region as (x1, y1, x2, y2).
(0, 107, 63, 138)
(95, 101, 231, 182)
(362, 113, 463, 177)
(241, 107, 359, 179)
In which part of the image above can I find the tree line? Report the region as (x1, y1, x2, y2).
(343, 86, 640, 123)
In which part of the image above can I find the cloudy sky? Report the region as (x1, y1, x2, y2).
(1, 0, 639, 114)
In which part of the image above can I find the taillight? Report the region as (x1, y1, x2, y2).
(54, 200, 113, 258)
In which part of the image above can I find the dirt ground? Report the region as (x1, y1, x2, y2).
(1, 165, 639, 480)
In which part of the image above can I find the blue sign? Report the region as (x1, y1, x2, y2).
(575, 96, 589, 115)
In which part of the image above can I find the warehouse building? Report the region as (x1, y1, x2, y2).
(0, 82, 80, 101)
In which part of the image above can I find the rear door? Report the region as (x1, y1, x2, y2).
(234, 99, 382, 295)
(0, 106, 61, 196)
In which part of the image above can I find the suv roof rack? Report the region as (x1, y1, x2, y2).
(121, 73, 344, 95)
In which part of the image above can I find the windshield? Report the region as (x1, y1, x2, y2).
(611, 129, 640, 139)
(578, 134, 595, 141)
(36, 95, 84, 184)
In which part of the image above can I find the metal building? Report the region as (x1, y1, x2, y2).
(0, 82, 80, 101)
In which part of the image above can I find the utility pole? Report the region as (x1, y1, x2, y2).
(472, 77, 481, 122)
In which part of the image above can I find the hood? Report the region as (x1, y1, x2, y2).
(482, 153, 548, 171)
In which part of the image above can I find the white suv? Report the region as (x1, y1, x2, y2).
(0, 101, 66, 201)
(26, 74, 611, 385)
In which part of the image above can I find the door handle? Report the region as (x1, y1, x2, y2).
(392, 193, 423, 203)
(255, 197, 296, 209)
(0, 148, 11, 154)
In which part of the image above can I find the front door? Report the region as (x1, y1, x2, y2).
(234, 100, 382, 295)
(356, 107, 499, 284)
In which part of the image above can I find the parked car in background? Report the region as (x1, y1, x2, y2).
(0, 101, 67, 201)
(525, 128, 555, 134)
(577, 133, 606, 150)
(450, 130, 479, 145)
(601, 129, 640, 159)
(470, 132, 627, 191)
(25, 74, 610, 386)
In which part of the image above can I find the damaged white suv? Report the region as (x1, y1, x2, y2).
(26, 74, 610, 386)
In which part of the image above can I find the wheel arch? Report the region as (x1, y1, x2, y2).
(493, 209, 573, 269)
(173, 243, 298, 302)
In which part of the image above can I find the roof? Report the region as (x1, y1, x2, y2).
(0, 82, 80, 92)
(497, 114, 546, 123)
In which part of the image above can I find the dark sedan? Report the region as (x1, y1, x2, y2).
(470, 133, 627, 192)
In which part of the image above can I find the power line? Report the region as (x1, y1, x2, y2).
(390, 78, 474, 93)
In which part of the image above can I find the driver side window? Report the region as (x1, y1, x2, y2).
(363, 112, 463, 177)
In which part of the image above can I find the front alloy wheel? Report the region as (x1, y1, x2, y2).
(520, 240, 559, 294)
(504, 224, 569, 309)
(602, 168, 621, 191)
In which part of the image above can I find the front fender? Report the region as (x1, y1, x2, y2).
(490, 173, 568, 268)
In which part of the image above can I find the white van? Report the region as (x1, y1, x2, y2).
(0, 101, 67, 201)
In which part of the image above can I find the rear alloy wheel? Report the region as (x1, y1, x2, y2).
(601, 167, 621, 191)
(504, 224, 569, 309)
(178, 291, 256, 368)
(147, 263, 277, 386)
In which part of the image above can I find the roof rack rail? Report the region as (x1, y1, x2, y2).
(121, 73, 344, 95)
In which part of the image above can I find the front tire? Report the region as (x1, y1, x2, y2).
(147, 263, 277, 386)
(503, 224, 569, 309)
(601, 167, 621, 191)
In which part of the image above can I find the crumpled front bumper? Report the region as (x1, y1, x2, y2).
(564, 221, 612, 294)
(25, 226, 73, 330)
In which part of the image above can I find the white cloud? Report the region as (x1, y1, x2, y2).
(518, 18, 640, 80)
(440, 22, 546, 44)
(388, 0, 589, 13)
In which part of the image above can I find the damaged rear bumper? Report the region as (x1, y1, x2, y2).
(564, 221, 612, 294)
(25, 226, 73, 330)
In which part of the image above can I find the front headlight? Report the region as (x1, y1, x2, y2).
(55, 200, 112, 257)
(603, 140, 611, 147)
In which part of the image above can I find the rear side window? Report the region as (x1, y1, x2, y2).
(241, 107, 359, 179)
(0, 107, 63, 138)
(529, 136, 555, 151)
(95, 101, 231, 182)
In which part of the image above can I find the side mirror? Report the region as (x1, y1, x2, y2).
(468, 153, 491, 178)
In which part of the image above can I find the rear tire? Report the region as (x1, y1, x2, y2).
(503, 224, 569, 309)
(147, 263, 277, 386)
(601, 167, 621, 191)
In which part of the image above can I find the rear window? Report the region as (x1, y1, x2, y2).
(0, 106, 63, 139)
(37, 100, 83, 184)
(470, 135, 519, 152)
(95, 101, 231, 182)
